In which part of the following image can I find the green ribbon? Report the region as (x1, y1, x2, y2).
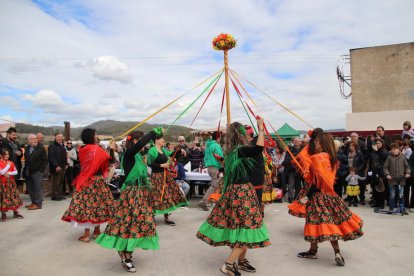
(166, 70, 224, 131)
(234, 84, 257, 134)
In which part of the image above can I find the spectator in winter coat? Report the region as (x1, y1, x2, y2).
(48, 133, 68, 201)
(367, 138, 388, 208)
(384, 143, 411, 211)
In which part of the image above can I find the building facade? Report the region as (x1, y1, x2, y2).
(346, 42, 414, 131)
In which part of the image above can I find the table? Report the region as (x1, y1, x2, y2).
(185, 171, 212, 181)
(185, 171, 211, 198)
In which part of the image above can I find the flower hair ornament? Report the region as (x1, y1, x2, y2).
(307, 129, 313, 137)
(239, 125, 247, 136)
(127, 135, 132, 141)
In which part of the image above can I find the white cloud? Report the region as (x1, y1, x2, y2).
(0, 0, 413, 130)
(24, 89, 64, 108)
(89, 56, 132, 83)
(0, 96, 21, 110)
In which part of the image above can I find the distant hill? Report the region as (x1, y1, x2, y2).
(16, 120, 194, 142)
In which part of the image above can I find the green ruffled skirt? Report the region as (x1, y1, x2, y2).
(196, 183, 270, 248)
(151, 172, 189, 215)
(96, 185, 159, 251)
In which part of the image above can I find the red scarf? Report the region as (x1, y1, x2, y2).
(72, 144, 109, 191)
(0, 160, 16, 184)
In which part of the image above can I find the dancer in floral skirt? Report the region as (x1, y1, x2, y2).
(197, 116, 270, 276)
(0, 149, 23, 221)
(288, 128, 323, 218)
(296, 133, 363, 266)
(96, 128, 162, 273)
(147, 132, 189, 226)
(261, 153, 275, 205)
(62, 128, 116, 242)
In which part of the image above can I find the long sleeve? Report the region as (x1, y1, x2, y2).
(48, 145, 58, 167)
(357, 175, 366, 181)
(8, 169, 17, 176)
(404, 158, 411, 175)
(40, 147, 48, 172)
(345, 174, 351, 182)
(123, 131, 157, 174)
(238, 145, 264, 158)
(68, 149, 77, 161)
(383, 157, 390, 176)
(134, 131, 156, 154)
(0, 163, 11, 175)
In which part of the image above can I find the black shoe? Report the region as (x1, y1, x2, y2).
(238, 259, 256, 273)
(220, 262, 241, 276)
(335, 252, 345, 266)
(164, 220, 176, 226)
(58, 196, 67, 200)
(121, 259, 136, 273)
(297, 248, 318, 259)
(51, 197, 63, 201)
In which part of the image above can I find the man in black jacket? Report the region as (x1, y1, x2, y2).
(0, 127, 22, 168)
(282, 137, 303, 203)
(24, 134, 48, 210)
(48, 133, 68, 200)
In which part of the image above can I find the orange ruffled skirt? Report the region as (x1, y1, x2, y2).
(303, 191, 363, 242)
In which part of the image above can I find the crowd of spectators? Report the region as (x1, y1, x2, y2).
(1, 120, 414, 215)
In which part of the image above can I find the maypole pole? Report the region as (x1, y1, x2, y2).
(224, 50, 231, 125)
(212, 33, 237, 126)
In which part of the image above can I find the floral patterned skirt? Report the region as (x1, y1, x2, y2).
(62, 176, 116, 227)
(96, 185, 159, 251)
(0, 177, 23, 212)
(197, 182, 270, 249)
(262, 174, 275, 203)
(288, 182, 311, 218)
(151, 172, 189, 215)
(304, 191, 364, 242)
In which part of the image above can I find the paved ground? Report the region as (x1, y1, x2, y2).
(1, 194, 414, 276)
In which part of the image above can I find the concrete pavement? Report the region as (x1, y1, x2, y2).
(1, 194, 413, 276)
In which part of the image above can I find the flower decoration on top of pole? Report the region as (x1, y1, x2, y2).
(212, 33, 237, 126)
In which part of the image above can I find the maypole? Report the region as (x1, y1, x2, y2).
(212, 33, 237, 126)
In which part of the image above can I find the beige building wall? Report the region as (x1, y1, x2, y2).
(346, 110, 414, 131)
(346, 42, 414, 130)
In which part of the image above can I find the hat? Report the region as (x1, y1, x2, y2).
(178, 136, 185, 142)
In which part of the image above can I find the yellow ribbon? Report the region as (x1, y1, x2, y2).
(115, 69, 224, 139)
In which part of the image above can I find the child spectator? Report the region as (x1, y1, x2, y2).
(402, 141, 412, 160)
(345, 167, 366, 207)
(402, 121, 414, 141)
(384, 143, 411, 212)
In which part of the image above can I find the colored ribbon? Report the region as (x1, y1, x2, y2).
(189, 71, 223, 127)
(167, 70, 224, 131)
(217, 87, 226, 133)
(116, 68, 224, 139)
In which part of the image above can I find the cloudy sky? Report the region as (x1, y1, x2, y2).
(0, 0, 413, 131)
